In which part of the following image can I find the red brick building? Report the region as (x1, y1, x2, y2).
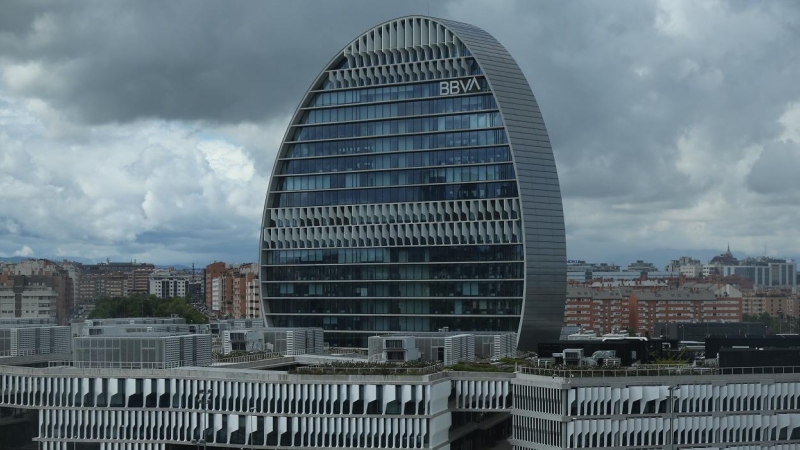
(565, 283, 743, 336)
(565, 286, 631, 334)
(205, 262, 260, 319)
(205, 262, 227, 310)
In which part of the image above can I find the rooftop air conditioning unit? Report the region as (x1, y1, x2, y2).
(563, 349, 584, 366)
(535, 357, 555, 367)
(603, 357, 621, 367)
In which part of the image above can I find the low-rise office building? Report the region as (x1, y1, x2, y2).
(72, 317, 192, 337)
(68, 317, 211, 369)
(0, 318, 55, 326)
(0, 325, 71, 357)
(80, 317, 187, 326)
(221, 327, 324, 355)
(72, 332, 212, 369)
(368, 331, 517, 364)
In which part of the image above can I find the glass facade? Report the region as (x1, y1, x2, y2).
(724, 263, 797, 288)
(261, 17, 566, 349)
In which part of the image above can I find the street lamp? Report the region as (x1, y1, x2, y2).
(667, 385, 679, 450)
(192, 388, 212, 450)
(248, 407, 257, 446)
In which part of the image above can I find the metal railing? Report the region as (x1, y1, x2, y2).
(295, 363, 443, 375)
(46, 361, 198, 370)
(0, 349, 69, 358)
(211, 352, 294, 365)
(323, 347, 368, 356)
(517, 365, 800, 378)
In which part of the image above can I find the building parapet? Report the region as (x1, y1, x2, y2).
(517, 364, 800, 379)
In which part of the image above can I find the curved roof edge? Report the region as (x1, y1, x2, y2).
(437, 18, 567, 350)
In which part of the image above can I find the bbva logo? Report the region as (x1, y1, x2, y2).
(439, 77, 482, 95)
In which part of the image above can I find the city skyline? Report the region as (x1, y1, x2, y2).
(2, 1, 800, 266)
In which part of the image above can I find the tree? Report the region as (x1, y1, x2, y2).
(743, 312, 780, 334)
(88, 294, 209, 324)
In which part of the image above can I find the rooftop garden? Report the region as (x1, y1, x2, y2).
(293, 360, 442, 375)
(291, 356, 536, 375)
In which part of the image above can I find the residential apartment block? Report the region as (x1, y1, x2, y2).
(565, 283, 743, 335)
(630, 288, 742, 335)
(76, 261, 155, 304)
(205, 262, 261, 319)
(148, 269, 203, 300)
(742, 293, 800, 319)
(0, 259, 75, 324)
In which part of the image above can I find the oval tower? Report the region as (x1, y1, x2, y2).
(260, 16, 566, 350)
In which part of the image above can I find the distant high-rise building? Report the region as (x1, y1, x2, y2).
(665, 256, 701, 272)
(567, 260, 620, 272)
(625, 260, 659, 273)
(722, 260, 797, 290)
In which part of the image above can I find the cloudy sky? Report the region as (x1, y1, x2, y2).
(1, 0, 799, 267)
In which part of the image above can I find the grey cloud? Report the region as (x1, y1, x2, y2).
(2, 0, 800, 265)
(0, 1, 430, 124)
(439, 0, 800, 255)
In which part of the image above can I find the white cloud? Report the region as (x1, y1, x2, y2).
(2, 61, 47, 91)
(0, 244, 34, 258)
(0, 87, 275, 263)
(198, 140, 255, 182)
(779, 102, 800, 143)
(13, 245, 34, 257)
